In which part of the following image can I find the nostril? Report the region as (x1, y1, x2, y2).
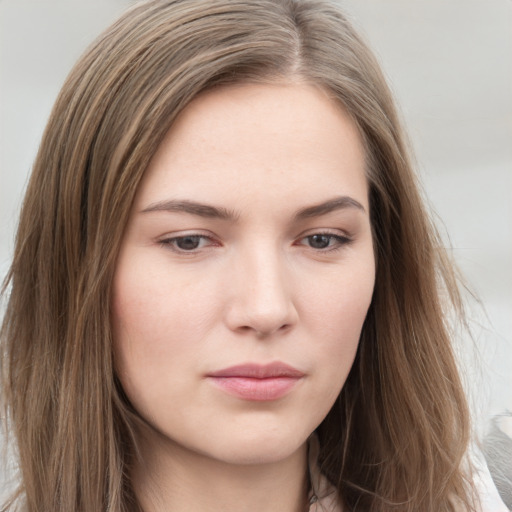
(256, 322, 292, 338)
(235, 321, 292, 337)
(223, 271, 299, 336)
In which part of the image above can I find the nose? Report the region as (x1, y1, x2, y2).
(224, 246, 298, 337)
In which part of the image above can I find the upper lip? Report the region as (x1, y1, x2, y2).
(207, 362, 304, 379)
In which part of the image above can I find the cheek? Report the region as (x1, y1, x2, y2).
(302, 255, 375, 397)
(110, 262, 218, 433)
(112, 251, 217, 345)
(304, 252, 375, 337)
(110, 253, 219, 400)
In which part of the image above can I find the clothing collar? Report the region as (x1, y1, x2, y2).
(307, 435, 343, 512)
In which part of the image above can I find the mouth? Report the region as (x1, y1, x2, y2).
(206, 362, 304, 401)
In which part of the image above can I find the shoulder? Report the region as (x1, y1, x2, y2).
(471, 444, 510, 512)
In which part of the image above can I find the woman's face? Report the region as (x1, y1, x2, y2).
(112, 83, 375, 465)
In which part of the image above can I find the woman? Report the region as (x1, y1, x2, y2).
(0, 0, 488, 510)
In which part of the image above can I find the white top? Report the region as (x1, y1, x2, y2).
(307, 436, 509, 512)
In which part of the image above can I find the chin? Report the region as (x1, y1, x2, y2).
(194, 424, 311, 466)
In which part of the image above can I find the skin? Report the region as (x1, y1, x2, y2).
(112, 82, 375, 512)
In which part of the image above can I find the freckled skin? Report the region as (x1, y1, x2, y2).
(112, 83, 375, 468)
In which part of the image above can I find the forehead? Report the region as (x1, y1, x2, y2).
(135, 82, 368, 214)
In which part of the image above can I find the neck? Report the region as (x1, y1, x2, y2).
(132, 429, 309, 512)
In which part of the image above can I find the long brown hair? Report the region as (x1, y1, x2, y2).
(1, 0, 475, 510)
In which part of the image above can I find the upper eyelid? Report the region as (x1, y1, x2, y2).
(158, 232, 218, 247)
(158, 234, 218, 254)
(161, 234, 212, 242)
(156, 228, 352, 240)
(295, 227, 352, 239)
(297, 233, 352, 245)
(159, 234, 351, 255)
(157, 230, 216, 241)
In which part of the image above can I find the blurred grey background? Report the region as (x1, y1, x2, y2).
(1, 0, 511, 492)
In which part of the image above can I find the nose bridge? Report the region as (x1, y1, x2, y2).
(225, 240, 297, 336)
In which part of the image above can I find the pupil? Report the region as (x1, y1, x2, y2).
(309, 235, 330, 249)
(177, 236, 200, 250)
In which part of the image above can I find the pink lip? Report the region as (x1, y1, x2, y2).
(207, 362, 304, 401)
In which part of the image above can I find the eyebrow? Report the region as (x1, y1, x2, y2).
(141, 199, 238, 220)
(141, 195, 365, 221)
(294, 196, 366, 220)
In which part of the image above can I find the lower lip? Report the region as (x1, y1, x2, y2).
(208, 376, 301, 401)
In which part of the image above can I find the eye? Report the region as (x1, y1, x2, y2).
(299, 233, 351, 251)
(160, 235, 214, 252)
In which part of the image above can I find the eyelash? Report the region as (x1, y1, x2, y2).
(296, 233, 352, 252)
(159, 234, 216, 253)
(159, 232, 352, 254)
